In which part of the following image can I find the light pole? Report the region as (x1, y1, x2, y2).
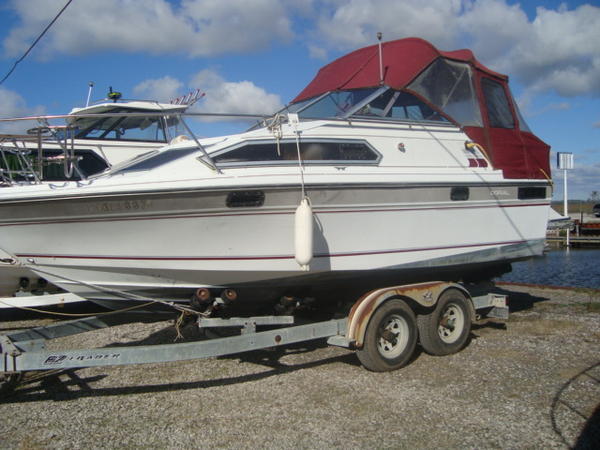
(557, 152, 574, 247)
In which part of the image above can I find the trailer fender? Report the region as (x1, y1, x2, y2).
(346, 282, 472, 348)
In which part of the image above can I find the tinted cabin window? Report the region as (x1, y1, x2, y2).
(213, 140, 379, 165)
(481, 78, 515, 129)
(451, 186, 469, 201)
(42, 149, 108, 180)
(518, 187, 546, 200)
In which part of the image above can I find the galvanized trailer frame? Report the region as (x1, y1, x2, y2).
(1, 282, 509, 392)
(1, 314, 346, 372)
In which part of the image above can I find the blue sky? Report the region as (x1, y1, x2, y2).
(0, 0, 598, 200)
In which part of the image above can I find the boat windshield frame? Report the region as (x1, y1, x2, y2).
(269, 86, 453, 127)
(63, 108, 176, 143)
(287, 86, 388, 120)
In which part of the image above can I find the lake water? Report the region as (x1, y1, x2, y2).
(499, 248, 600, 289)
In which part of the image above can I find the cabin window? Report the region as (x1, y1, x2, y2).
(407, 58, 483, 127)
(451, 186, 470, 201)
(213, 139, 379, 166)
(0, 149, 109, 181)
(41, 149, 108, 180)
(481, 78, 515, 129)
(518, 187, 546, 200)
(226, 191, 265, 208)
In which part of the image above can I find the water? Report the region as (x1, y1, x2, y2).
(499, 248, 600, 289)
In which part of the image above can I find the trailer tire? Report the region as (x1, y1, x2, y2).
(356, 299, 417, 372)
(417, 288, 472, 356)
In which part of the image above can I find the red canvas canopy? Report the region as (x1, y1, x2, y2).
(293, 38, 550, 180)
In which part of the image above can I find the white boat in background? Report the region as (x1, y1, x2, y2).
(1, 90, 196, 183)
(0, 90, 199, 309)
(0, 38, 552, 314)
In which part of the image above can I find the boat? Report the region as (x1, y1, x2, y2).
(0, 89, 196, 183)
(0, 90, 197, 307)
(0, 38, 551, 313)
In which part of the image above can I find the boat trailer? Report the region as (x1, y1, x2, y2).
(1, 282, 509, 395)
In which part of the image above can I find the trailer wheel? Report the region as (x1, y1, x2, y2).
(417, 288, 472, 356)
(356, 299, 417, 372)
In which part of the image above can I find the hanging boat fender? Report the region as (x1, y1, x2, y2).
(294, 197, 313, 271)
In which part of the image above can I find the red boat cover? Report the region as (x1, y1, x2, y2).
(293, 38, 550, 180)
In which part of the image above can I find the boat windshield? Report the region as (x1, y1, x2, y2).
(56, 108, 185, 143)
(289, 88, 381, 118)
(284, 87, 450, 123)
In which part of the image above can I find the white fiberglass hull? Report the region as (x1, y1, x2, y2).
(0, 181, 549, 307)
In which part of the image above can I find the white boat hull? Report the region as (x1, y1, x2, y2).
(0, 182, 549, 307)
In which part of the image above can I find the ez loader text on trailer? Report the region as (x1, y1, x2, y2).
(1, 281, 508, 394)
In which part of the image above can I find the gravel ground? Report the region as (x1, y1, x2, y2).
(1, 283, 599, 449)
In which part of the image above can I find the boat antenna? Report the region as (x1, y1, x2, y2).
(377, 32, 384, 86)
(86, 81, 94, 107)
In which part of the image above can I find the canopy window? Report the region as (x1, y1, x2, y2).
(408, 58, 482, 127)
(481, 78, 515, 129)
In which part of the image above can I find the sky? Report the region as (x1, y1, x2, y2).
(0, 0, 598, 200)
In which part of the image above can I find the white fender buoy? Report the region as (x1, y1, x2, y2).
(294, 197, 313, 271)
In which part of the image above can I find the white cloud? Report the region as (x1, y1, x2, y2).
(4, 0, 599, 100)
(470, 2, 600, 97)
(0, 87, 45, 133)
(190, 69, 283, 116)
(3, 0, 293, 59)
(133, 70, 283, 120)
(311, 0, 600, 97)
(518, 99, 571, 118)
(133, 76, 184, 103)
(308, 44, 328, 60)
(314, 0, 463, 50)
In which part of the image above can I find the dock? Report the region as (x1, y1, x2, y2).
(546, 215, 600, 248)
(546, 234, 600, 248)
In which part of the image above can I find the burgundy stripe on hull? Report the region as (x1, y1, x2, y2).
(16, 239, 528, 262)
